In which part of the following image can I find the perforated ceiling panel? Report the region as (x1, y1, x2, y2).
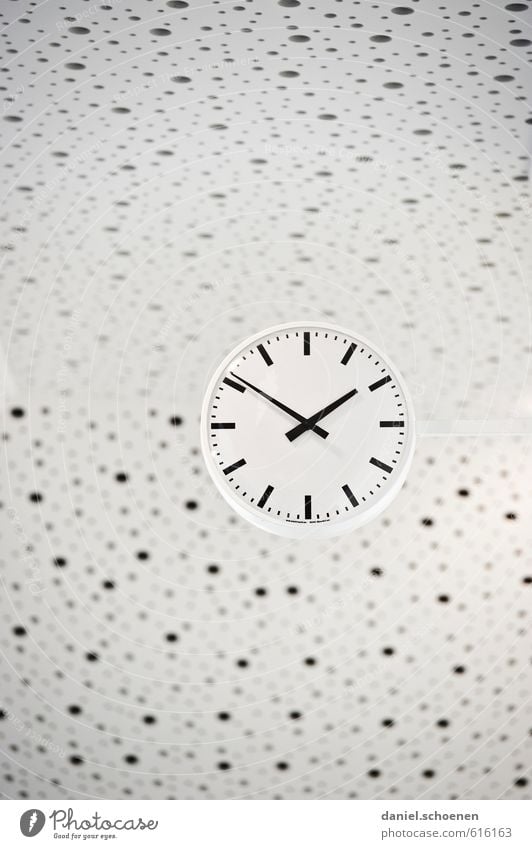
(1, 0, 531, 801)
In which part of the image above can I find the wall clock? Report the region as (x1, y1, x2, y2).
(201, 322, 416, 538)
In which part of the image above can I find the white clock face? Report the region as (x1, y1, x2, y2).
(201, 322, 415, 538)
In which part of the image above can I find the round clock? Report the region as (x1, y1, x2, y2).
(200, 322, 415, 538)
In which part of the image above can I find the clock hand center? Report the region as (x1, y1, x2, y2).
(229, 371, 329, 439)
(285, 386, 359, 442)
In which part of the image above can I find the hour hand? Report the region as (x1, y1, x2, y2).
(229, 372, 329, 439)
(286, 386, 358, 442)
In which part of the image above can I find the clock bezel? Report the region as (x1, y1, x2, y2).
(200, 321, 416, 538)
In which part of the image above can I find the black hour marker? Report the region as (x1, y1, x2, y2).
(303, 332, 310, 356)
(304, 495, 312, 519)
(257, 343, 273, 366)
(342, 484, 359, 507)
(257, 484, 274, 509)
(223, 376, 245, 393)
(370, 456, 393, 474)
(211, 422, 236, 429)
(341, 342, 357, 365)
(379, 420, 404, 428)
(223, 457, 247, 475)
(369, 375, 392, 392)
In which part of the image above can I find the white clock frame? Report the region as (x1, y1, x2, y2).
(200, 321, 416, 538)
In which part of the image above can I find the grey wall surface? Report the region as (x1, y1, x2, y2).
(0, 0, 531, 800)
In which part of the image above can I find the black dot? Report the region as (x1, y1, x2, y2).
(421, 517, 433, 526)
(392, 6, 414, 14)
(70, 755, 84, 765)
(13, 626, 26, 637)
(29, 492, 43, 503)
(368, 768, 381, 778)
(53, 557, 67, 568)
(136, 551, 150, 560)
(185, 500, 198, 510)
(86, 652, 99, 662)
(453, 665, 466, 674)
(218, 712, 231, 721)
(276, 762, 289, 770)
(124, 754, 138, 764)
(68, 705, 82, 715)
(143, 715, 156, 724)
(165, 633, 178, 642)
(514, 776, 528, 787)
(218, 761, 231, 770)
(10, 408, 25, 418)
(304, 657, 316, 666)
(115, 472, 128, 483)
(169, 416, 183, 426)
(207, 564, 219, 574)
(382, 718, 395, 727)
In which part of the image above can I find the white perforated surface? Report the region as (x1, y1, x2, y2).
(0, 0, 531, 800)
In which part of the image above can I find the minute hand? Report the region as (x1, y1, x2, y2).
(285, 387, 358, 442)
(229, 372, 329, 439)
